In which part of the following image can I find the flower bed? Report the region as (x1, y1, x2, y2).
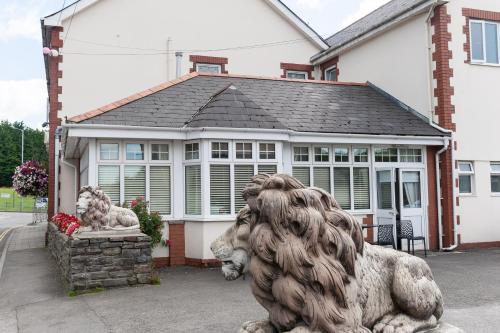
(52, 213, 81, 236)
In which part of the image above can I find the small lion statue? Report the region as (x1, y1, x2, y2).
(211, 174, 444, 333)
(76, 186, 140, 232)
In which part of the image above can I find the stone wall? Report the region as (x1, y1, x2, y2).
(47, 222, 153, 291)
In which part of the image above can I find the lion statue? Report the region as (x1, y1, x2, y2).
(76, 186, 140, 232)
(211, 174, 444, 333)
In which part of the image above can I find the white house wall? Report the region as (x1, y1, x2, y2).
(447, 0, 500, 244)
(55, 0, 321, 118)
(337, 13, 433, 118)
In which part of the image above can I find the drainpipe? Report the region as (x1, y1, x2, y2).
(175, 52, 183, 78)
(443, 133, 459, 252)
(54, 128, 61, 214)
(435, 139, 448, 250)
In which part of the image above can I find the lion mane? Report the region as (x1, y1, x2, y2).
(243, 174, 364, 333)
(77, 186, 139, 231)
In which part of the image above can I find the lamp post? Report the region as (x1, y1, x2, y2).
(11, 126, 25, 211)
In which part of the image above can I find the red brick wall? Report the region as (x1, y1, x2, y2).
(185, 258, 221, 268)
(319, 56, 339, 80)
(431, 5, 456, 248)
(280, 62, 314, 79)
(362, 215, 374, 243)
(168, 223, 186, 266)
(47, 27, 64, 218)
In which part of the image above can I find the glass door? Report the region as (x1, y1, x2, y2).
(398, 169, 425, 249)
(376, 169, 397, 228)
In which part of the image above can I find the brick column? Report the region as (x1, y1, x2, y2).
(362, 215, 374, 243)
(168, 221, 185, 266)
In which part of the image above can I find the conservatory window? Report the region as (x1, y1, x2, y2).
(334, 148, 349, 163)
(100, 143, 119, 160)
(235, 143, 252, 159)
(210, 165, 231, 215)
(185, 165, 201, 215)
(314, 147, 330, 162)
(126, 144, 144, 161)
(185, 143, 200, 160)
(294, 146, 309, 162)
(151, 144, 169, 161)
(211, 142, 229, 159)
(259, 143, 276, 160)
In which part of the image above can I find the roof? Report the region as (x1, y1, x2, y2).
(313, 0, 433, 61)
(69, 73, 448, 137)
(42, 0, 327, 49)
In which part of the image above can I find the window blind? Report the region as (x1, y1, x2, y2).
(210, 165, 231, 215)
(150, 166, 171, 215)
(353, 167, 370, 210)
(234, 165, 255, 212)
(124, 166, 146, 205)
(313, 167, 331, 193)
(258, 165, 277, 175)
(334, 167, 351, 210)
(185, 165, 201, 215)
(293, 167, 310, 187)
(98, 165, 120, 204)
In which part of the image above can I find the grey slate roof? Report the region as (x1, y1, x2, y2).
(77, 74, 448, 137)
(324, 0, 430, 50)
(186, 84, 286, 130)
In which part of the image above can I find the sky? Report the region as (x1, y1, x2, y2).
(0, 0, 391, 128)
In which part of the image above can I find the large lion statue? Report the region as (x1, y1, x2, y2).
(211, 174, 444, 333)
(76, 186, 140, 232)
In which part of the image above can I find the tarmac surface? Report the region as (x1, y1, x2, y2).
(0, 222, 498, 333)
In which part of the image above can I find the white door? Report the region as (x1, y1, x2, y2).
(376, 169, 397, 238)
(398, 169, 425, 249)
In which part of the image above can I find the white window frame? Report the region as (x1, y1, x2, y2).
(324, 65, 337, 81)
(333, 146, 351, 164)
(313, 145, 331, 164)
(458, 161, 475, 196)
(258, 142, 278, 162)
(149, 142, 171, 163)
(490, 162, 500, 195)
(469, 19, 500, 66)
(293, 145, 311, 164)
(184, 141, 201, 162)
(98, 141, 121, 162)
(286, 70, 308, 80)
(234, 141, 255, 161)
(124, 141, 147, 163)
(352, 146, 370, 164)
(196, 63, 222, 73)
(210, 141, 231, 161)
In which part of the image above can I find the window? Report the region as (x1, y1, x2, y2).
(458, 162, 474, 195)
(234, 165, 255, 212)
(124, 166, 146, 204)
(401, 171, 421, 208)
(314, 147, 329, 162)
(491, 163, 500, 194)
(259, 143, 276, 159)
(150, 166, 171, 214)
(313, 167, 331, 193)
(294, 146, 309, 162)
(286, 71, 307, 79)
(293, 167, 311, 187)
(374, 148, 398, 162)
(185, 143, 200, 160)
(258, 164, 277, 174)
(211, 142, 229, 159)
(98, 165, 120, 204)
(210, 165, 231, 215)
(126, 144, 144, 160)
(100, 143, 119, 160)
(334, 167, 351, 210)
(334, 148, 349, 162)
(185, 165, 201, 215)
(400, 148, 422, 163)
(353, 168, 370, 210)
(470, 20, 500, 64)
(235, 143, 252, 159)
(324, 66, 337, 81)
(196, 63, 221, 74)
(353, 148, 368, 163)
(151, 144, 169, 161)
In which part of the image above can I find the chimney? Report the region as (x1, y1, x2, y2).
(175, 52, 183, 78)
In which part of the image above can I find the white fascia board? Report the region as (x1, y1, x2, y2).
(64, 124, 448, 146)
(263, 0, 328, 50)
(311, 0, 438, 65)
(43, 0, 99, 26)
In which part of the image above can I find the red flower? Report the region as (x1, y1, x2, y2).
(164, 239, 171, 247)
(131, 200, 138, 208)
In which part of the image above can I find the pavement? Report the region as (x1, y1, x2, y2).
(0, 222, 499, 333)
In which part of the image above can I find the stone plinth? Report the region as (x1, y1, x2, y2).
(47, 222, 153, 291)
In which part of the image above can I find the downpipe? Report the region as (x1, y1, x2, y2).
(443, 134, 459, 252)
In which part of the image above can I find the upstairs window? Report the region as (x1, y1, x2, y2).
(458, 161, 474, 195)
(286, 71, 307, 80)
(491, 163, 500, 194)
(324, 66, 337, 81)
(196, 63, 222, 74)
(470, 20, 500, 64)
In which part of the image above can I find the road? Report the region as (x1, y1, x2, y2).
(0, 212, 33, 230)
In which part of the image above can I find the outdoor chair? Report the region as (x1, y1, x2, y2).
(398, 220, 427, 257)
(374, 224, 395, 249)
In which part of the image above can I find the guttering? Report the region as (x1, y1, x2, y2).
(311, 0, 440, 65)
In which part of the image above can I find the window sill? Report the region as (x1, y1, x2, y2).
(458, 193, 476, 197)
(469, 61, 500, 68)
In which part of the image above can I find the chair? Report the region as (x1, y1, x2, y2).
(375, 224, 395, 249)
(399, 220, 427, 257)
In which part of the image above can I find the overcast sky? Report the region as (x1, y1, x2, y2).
(0, 0, 390, 128)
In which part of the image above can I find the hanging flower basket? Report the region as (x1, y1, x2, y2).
(12, 161, 48, 198)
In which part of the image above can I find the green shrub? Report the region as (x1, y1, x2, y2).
(130, 197, 163, 247)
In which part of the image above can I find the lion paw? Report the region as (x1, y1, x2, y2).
(239, 320, 277, 333)
(373, 313, 437, 333)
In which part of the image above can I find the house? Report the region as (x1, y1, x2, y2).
(61, 72, 449, 266)
(310, 0, 500, 250)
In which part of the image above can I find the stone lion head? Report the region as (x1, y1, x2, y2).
(211, 174, 365, 332)
(76, 186, 112, 230)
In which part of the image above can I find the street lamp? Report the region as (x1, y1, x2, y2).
(10, 126, 24, 164)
